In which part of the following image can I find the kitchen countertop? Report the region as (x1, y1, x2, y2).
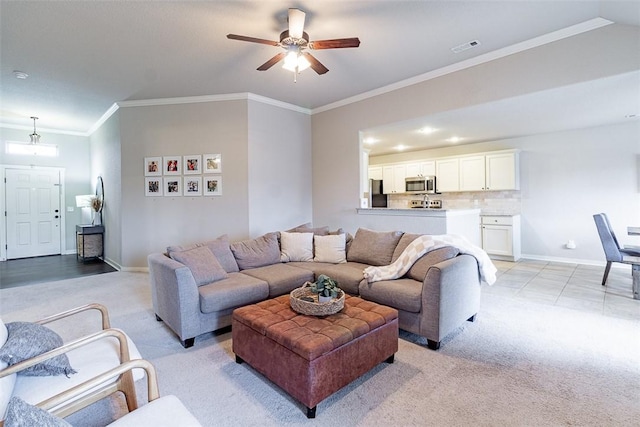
(480, 212, 521, 217)
(357, 208, 481, 217)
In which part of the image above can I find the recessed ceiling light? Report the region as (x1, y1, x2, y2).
(363, 137, 379, 144)
(395, 145, 407, 151)
(418, 127, 437, 134)
(13, 70, 29, 79)
(447, 136, 463, 143)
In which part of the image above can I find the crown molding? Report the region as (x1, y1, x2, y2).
(87, 103, 120, 135)
(116, 93, 310, 114)
(246, 93, 311, 115)
(79, 93, 310, 136)
(312, 17, 613, 115)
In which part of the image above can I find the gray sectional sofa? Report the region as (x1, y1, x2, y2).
(147, 226, 482, 350)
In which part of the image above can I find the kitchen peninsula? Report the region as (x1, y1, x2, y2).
(357, 208, 481, 246)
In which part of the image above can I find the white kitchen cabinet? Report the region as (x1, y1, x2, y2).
(459, 155, 486, 191)
(369, 166, 383, 180)
(406, 160, 435, 177)
(481, 215, 521, 261)
(435, 158, 459, 192)
(405, 163, 421, 178)
(485, 151, 520, 190)
(382, 164, 406, 194)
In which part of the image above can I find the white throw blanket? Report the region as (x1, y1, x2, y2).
(363, 234, 497, 285)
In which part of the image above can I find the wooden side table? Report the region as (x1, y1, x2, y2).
(76, 225, 104, 261)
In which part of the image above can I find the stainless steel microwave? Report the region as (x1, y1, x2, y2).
(405, 176, 436, 194)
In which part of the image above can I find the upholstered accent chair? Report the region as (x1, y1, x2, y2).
(0, 304, 143, 422)
(18, 359, 202, 426)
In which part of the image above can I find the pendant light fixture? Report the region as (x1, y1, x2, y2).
(29, 116, 41, 144)
(5, 116, 57, 156)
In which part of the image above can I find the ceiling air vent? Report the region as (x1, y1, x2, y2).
(451, 40, 480, 53)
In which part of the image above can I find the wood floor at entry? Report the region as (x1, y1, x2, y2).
(5, 168, 62, 259)
(0, 254, 116, 289)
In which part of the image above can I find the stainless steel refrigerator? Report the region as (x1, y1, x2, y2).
(369, 179, 388, 208)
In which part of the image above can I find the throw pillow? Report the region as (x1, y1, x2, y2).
(169, 246, 228, 286)
(314, 234, 347, 263)
(167, 234, 239, 273)
(230, 232, 281, 270)
(4, 397, 72, 427)
(0, 322, 76, 377)
(347, 228, 404, 266)
(280, 231, 314, 262)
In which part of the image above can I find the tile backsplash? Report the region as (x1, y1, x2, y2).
(388, 190, 521, 215)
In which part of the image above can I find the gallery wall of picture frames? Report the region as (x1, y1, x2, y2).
(144, 154, 222, 197)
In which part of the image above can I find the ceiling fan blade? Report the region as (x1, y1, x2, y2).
(309, 38, 360, 49)
(227, 34, 279, 46)
(302, 52, 329, 75)
(257, 52, 286, 71)
(288, 8, 306, 39)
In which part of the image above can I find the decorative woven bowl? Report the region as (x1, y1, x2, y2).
(290, 282, 345, 316)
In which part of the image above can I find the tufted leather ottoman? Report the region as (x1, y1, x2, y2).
(232, 294, 398, 418)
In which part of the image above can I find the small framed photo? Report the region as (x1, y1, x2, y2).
(164, 177, 182, 196)
(183, 155, 202, 175)
(144, 157, 162, 176)
(163, 156, 182, 175)
(203, 154, 222, 174)
(145, 177, 163, 196)
(204, 175, 222, 196)
(183, 176, 202, 196)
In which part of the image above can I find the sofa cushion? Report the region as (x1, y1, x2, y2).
(309, 262, 370, 295)
(314, 234, 346, 263)
(167, 234, 239, 273)
(198, 273, 269, 313)
(0, 322, 76, 377)
(359, 278, 422, 313)
(169, 246, 228, 286)
(391, 233, 460, 281)
(4, 396, 72, 427)
(279, 231, 314, 262)
(287, 261, 335, 276)
(231, 232, 281, 270)
(347, 228, 404, 266)
(240, 264, 314, 297)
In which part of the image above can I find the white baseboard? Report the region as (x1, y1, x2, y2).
(520, 253, 630, 270)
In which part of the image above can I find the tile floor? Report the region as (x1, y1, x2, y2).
(485, 259, 640, 321)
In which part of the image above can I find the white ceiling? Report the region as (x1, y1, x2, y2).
(1, 1, 639, 147)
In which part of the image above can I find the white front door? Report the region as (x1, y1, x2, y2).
(5, 168, 62, 259)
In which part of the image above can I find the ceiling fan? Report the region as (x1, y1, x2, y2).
(227, 8, 360, 76)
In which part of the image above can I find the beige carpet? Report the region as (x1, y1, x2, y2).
(1, 272, 639, 426)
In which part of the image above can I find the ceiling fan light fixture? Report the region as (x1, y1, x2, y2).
(283, 49, 310, 73)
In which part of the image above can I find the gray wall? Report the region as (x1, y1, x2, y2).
(108, 98, 311, 269)
(247, 100, 312, 236)
(90, 112, 122, 266)
(311, 23, 640, 264)
(0, 127, 92, 254)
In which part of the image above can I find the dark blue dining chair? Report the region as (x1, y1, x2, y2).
(593, 213, 640, 297)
